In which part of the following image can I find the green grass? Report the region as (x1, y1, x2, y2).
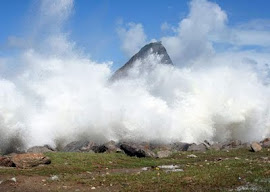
(1, 149, 270, 191)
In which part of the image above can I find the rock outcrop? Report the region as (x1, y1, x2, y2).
(111, 41, 173, 81)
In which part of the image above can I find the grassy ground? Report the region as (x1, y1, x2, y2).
(0, 148, 270, 191)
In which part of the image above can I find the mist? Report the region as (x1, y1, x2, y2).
(1, 0, 270, 153)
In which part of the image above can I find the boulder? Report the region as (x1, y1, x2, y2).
(221, 140, 242, 150)
(149, 143, 171, 151)
(187, 143, 207, 152)
(170, 142, 191, 151)
(261, 138, 270, 148)
(250, 142, 262, 152)
(94, 141, 122, 153)
(62, 141, 97, 152)
(156, 150, 172, 158)
(11, 153, 51, 168)
(210, 143, 223, 151)
(0, 156, 15, 167)
(27, 145, 55, 153)
(119, 142, 156, 158)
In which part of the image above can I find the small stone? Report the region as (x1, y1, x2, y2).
(50, 175, 59, 181)
(91, 187, 96, 190)
(250, 142, 262, 152)
(235, 157, 240, 160)
(141, 167, 148, 171)
(187, 154, 197, 158)
(10, 177, 16, 183)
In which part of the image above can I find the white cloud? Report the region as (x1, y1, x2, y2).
(161, 0, 227, 66)
(117, 22, 147, 57)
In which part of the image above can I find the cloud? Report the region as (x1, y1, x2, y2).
(117, 22, 147, 57)
(161, 0, 227, 66)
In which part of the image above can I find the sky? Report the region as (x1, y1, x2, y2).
(1, 0, 270, 70)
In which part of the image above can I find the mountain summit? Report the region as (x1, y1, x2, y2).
(111, 41, 173, 81)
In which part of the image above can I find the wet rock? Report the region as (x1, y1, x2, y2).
(119, 142, 156, 158)
(187, 143, 207, 152)
(62, 141, 97, 152)
(11, 153, 51, 168)
(221, 140, 242, 150)
(94, 141, 122, 153)
(170, 142, 191, 151)
(149, 143, 172, 151)
(261, 138, 270, 148)
(250, 142, 262, 152)
(157, 150, 172, 158)
(0, 156, 15, 167)
(27, 145, 55, 153)
(210, 143, 223, 151)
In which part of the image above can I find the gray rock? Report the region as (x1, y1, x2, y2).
(187, 143, 207, 152)
(62, 141, 97, 152)
(94, 141, 122, 153)
(250, 142, 262, 152)
(221, 140, 242, 150)
(27, 145, 54, 153)
(170, 142, 191, 151)
(149, 143, 172, 151)
(157, 150, 172, 158)
(119, 142, 156, 158)
(261, 138, 270, 148)
(210, 143, 223, 151)
(111, 41, 173, 81)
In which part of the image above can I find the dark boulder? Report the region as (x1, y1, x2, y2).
(119, 142, 156, 158)
(94, 141, 122, 153)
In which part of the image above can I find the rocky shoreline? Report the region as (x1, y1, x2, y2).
(1, 138, 270, 169)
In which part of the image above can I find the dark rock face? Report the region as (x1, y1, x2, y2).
(95, 141, 122, 153)
(119, 142, 156, 158)
(111, 41, 173, 81)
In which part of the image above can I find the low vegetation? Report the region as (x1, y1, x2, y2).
(1, 149, 270, 191)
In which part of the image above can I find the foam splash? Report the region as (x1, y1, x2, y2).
(0, 0, 270, 153)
